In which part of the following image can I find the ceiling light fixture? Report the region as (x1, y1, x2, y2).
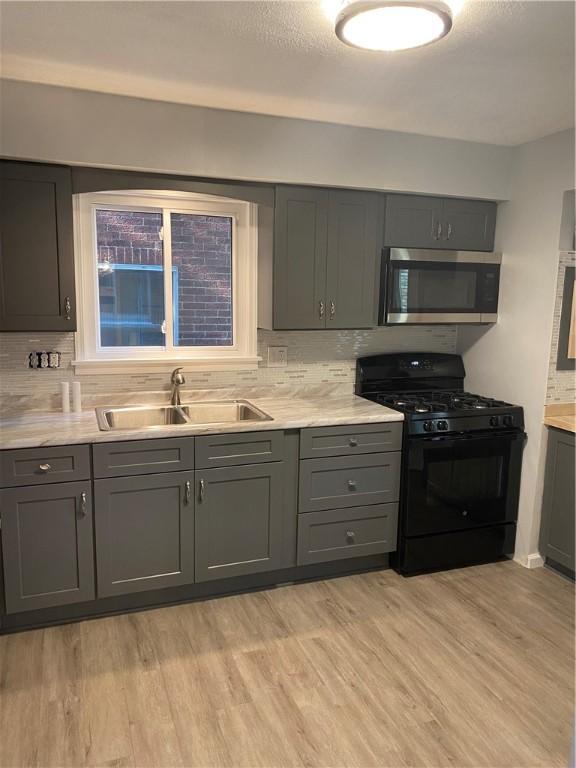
(335, 0, 453, 52)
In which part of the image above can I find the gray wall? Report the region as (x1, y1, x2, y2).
(458, 128, 576, 566)
(0, 80, 513, 200)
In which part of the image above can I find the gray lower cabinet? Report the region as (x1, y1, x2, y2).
(195, 463, 284, 581)
(0, 161, 76, 331)
(539, 428, 575, 575)
(299, 452, 401, 513)
(94, 471, 195, 597)
(0, 481, 95, 613)
(297, 503, 398, 565)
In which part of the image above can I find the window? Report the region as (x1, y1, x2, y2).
(74, 191, 258, 372)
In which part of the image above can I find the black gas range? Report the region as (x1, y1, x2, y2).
(356, 352, 526, 575)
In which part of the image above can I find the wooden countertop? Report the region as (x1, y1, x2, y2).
(544, 403, 576, 433)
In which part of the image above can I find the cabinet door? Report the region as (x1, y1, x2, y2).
(384, 194, 444, 248)
(0, 481, 94, 613)
(195, 463, 284, 581)
(326, 191, 382, 328)
(0, 162, 76, 331)
(442, 198, 497, 251)
(274, 186, 328, 329)
(539, 429, 575, 573)
(94, 471, 195, 597)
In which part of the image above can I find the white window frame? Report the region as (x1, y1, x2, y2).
(73, 190, 259, 374)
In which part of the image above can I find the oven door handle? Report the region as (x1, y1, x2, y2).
(413, 430, 526, 449)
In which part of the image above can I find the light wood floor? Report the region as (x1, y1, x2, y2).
(0, 561, 573, 768)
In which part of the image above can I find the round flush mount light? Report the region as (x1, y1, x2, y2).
(335, 0, 453, 52)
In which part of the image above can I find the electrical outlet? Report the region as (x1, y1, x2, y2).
(267, 346, 288, 367)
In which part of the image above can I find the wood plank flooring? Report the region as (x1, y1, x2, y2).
(0, 561, 573, 768)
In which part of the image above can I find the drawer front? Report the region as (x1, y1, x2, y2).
(93, 438, 194, 478)
(300, 422, 403, 459)
(297, 503, 398, 565)
(0, 445, 91, 487)
(195, 431, 285, 469)
(299, 452, 400, 512)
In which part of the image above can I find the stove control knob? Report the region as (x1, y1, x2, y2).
(436, 420, 448, 431)
(503, 415, 514, 427)
(489, 416, 500, 427)
(423, 421, 434, 432)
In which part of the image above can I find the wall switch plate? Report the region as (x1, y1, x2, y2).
(267, 346, 288, 367)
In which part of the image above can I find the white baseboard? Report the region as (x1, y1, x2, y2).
(514, 553, 545, 569)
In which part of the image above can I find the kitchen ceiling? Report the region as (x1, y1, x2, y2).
(0, 0, 574, 146)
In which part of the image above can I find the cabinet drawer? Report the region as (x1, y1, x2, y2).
(300, 422, 402, 459)
(195, 430, 284, 469)
(93, 438, 194, 478)
(299, 452, 400, 512)
(297, 503, 398, 565)
(0, 445, 91, 487)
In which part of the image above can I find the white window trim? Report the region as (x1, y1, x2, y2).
(73, 190, 260, 374)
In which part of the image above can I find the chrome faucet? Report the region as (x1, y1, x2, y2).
(170, 367, 186, 406)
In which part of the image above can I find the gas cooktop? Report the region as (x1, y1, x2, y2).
(356, 353, 524, 436)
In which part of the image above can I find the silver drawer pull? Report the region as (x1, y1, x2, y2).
(347, 480, 357, 491)
(199, 479, 205, 502)
(319, 300, 325, 319)
(346, 530, 356, 544)
(184, 480, 191, 505)
(348, 438, 358, 447)
(64, 296, 72, 321)
(330, 301, 335, 318)
(79, 492, 87, 517)
(38, 463, 52, 473)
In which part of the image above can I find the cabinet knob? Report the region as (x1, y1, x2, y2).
(347, 480, 357, 491)
(64, 297, 72, 321)
(184, 480, 191, 505)
(348, 438, 358, 447)
(79, 491, 87, 517)
(38, 463, 51, 473)
(346, 530, 356, 544)
(198, 479, 206, 502)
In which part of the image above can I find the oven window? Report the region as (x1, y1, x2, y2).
(405, 436, 517, 536)
(391, 264, 478, 312)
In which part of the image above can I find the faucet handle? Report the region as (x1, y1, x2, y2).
(171, 367, 186, 384)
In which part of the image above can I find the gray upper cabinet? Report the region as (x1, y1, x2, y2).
(195, 463, 284, 582)
(326, 191, 381, 329)
(94, 471, 195, 597)
(384, 195, 444, 249)
(0, 481, 95, 613)
(539, 428, 575, 575)
(441, 198, 497, 251)
(273, 186, 381, 329)
(274, 186, 328, 329)
(0, 161, 76, 331)
(384, 194, 497, 252)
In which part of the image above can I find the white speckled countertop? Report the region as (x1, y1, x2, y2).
(0, 394, 403, 450)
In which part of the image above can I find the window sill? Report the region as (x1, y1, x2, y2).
(72, 357, 262, 375)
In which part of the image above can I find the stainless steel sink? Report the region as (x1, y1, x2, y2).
(180, 401, 271, 424)
(96, 400, 272, 431)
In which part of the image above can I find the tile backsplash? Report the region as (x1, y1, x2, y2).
(546, 250, 576, 404)
(0, 326, 457, 415)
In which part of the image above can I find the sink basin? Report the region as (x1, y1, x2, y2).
(180, 401, 271, 424)
(96, 400, 272, 431)
(96, 405, 189, 431)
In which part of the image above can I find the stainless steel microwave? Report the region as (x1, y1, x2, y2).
(379, 249, 501, 325)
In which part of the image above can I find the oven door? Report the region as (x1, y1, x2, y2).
(404, 431, 525, 537)
(382, 249, 500, 324)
